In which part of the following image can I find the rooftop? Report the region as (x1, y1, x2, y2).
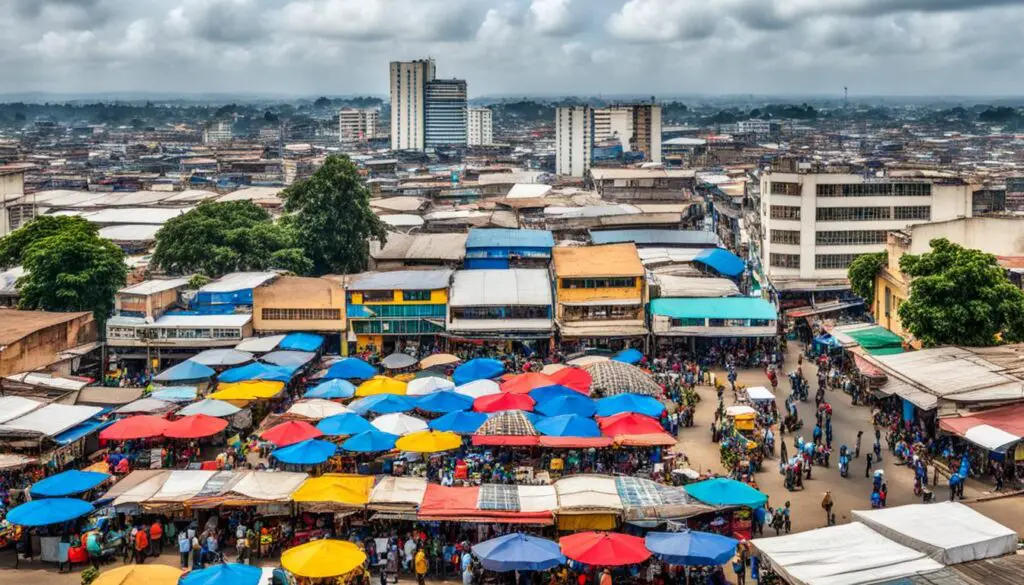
(449, 269, 553, 307)
(466, 228, 554, 250)
(0, 309, 92, 348)
(199, 272, 278, 293)
(590, 168, 696, 180)
(590, 229, 720, 247)
(345, 269, 453, 292)
(552, 243, 644, 278)
(118, 278, 191, 296)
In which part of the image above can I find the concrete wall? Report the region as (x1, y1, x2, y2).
(252, 276, 346, 333)
(0, 313, 96, 377)
(908, 216, 1024, 256)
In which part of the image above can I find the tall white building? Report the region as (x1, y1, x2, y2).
(203, 120, 233, 144)
(390, 59, 436, 151)
(760, 167, 975, 288)
(593, 107, 632, 151)
(339, 108, 378, 142)
(467, 107, 493, 146)
(555, 106, 592, 178)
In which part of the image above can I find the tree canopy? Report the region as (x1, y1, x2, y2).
(281, 154, 387, 275)
(0, 215, 97, 268)
(897, 238, 1024, 347)
(847, 252, 887, 305)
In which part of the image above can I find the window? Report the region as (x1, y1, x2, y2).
(770, 230, 800, 245)
(709, 318, 749, 327)
(816, 207, 891, 222)
(452, 306, 551, 320)
(816, 182, 931, 197)
(359, 290, 394, 302)
(560, 278, 637, 289)
(564, 305, 640, 321)
(670, 317, 705, 327)
(770, 206, 801, 220)
(894, 206, 930, 220)
(770, 253, 800, 268)
(402, 290, 432, 302)
(816, 230, 888, 246)
(262, 308, 341, 321)
(815, 254, 861, 270)
(770, 182, 801, 196)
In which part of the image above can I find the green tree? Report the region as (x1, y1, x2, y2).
(897, 238, 1024, 347)
(281, 154, 387, 275)
(0, 215, 96, 268)
(847, 252, 887, 305)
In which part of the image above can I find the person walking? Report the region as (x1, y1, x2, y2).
(821, 492, 834, 525)
(866, 453, 873, 477)
(855, 431, 863, 459)
(415, 546, 428, 585)
(178, 531, 190, 569)
(149, 519, 163, 557)
(732, 556, 746, 585)
(134, 526, 149, 564)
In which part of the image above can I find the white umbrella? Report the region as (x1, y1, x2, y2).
(286, 399, 354, 420)
(177, 399, 241, 418)
(453, 379, 501, 399)
(567, 355, 609, 367)
(371, 413, 428, 436)
(190, 348, 254, 367)
(540, 363, 568, 375)
(407, 376, 456, 396)
(235, 335, 286, 353)
(381, 353, 418, 370)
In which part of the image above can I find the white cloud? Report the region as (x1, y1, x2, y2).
(275, 0, 481, 42)
(530, 0, 573, 35)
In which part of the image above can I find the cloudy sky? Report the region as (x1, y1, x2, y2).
(2, 0, 1023, 97)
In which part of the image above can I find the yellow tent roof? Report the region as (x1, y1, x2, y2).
(395, 430, 462, 453)
(281, 539, 367, 578)
(93, 564, 182, 585)
(420, 353, 461, 369)
(291, 473, 375, 505)
(356, 376, 407, 396)
(208, 380, 285, 401)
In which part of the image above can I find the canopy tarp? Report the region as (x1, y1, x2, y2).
(115, 398, 175, 415)
(305, 379, 357, 399)
(31, 470, 110, 497)
(261, 350, 317, 368)
(939, 403, 1024, 452)
(316, 413, 373, 436)
(234, 335, 285, 353)
(208, 380, 285, 401)
(271, 439, 337, 466)
(222, 471, 307, 503)
(846, 326, 905, 356)
(149, 386, 198, 403)
(219, 362, 295, 383)
(453, 358, 506, 385)
(6, 498, 92, 526)
(163, 414, 228, 439)
(153, 360, 215, 382)
(324, 358, 377, 380)
(684, 478, 767, 508)
(285, 399, 353, 420)
(419, 484, 553, 524)
(189, 348, 254, 367)
(292, 473, 375, 507)
(612, 348, 644, 365)
(100, 415, 169, 441)
(368, 476, 428, 511)
(649, 297, 776, 321)
(693, 247, 745, 277)
(177, 399, 241, 418)
(554, 475, 623, 514)
(279, 332, 324, 352)
(261, 420, 322, 446)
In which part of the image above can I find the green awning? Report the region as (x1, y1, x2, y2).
(846, 326, 904, 356)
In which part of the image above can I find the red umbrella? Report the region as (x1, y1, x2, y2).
(261, 420, 323, 447)
(500, 373, 556, 394)
(164, 414, 228, 439)
(548, 367, 592, 394)
(559, 532, 651, 566)
(473, 392, 536, 413)
(597, 413, 665, 436)
(100, 415, 169, 441)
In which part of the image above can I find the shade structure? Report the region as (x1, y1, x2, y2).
(453, 358, 505, 385)
(279, 332, 324, 352)
(612, 348, 644, 365)
(395, 429, 462, 453)
(100, 415, 169, 441)
(177, 399, 241, 418)
(598, 413, 665, 436)
(261, 420, 323, 447)
(235, 334, 285, 353)
(416, 390, 473, 414)
(356, 376, 408, 397)
(473, 533, 565, 572)
(535, 394, 596, 418)
(566, 355, 609, 367)
(93, 564, 183, 585)
(115, 398, 174, 415)
(149, 386, 198, 403)
(31, 470, 109, 497)
(535, 414, 602, 438)
(684, 478, 768, 509)
(381, 352, 417, 370)
(474, 392, 536, 413)
(342, 429, 399, 452)
(219, 362, 295, 383)
(281, 539, 367, 579)
(407, 376, 456, 396)
(349, 394, 416, 415)
(153, 360, 215, 382)
(420, 353, 461, 369)
(317, 413, 373, 436)
(207, 380, 285, 401)
(530, 385, 582, 403)
(501, 372, 557, 394)
(305, 379, 357, 399)
(164, 414, 228, 439)
(286, 399, 354, 420)
(596, 394, 666, 418)
(6, 498, 92, 527)
(190, 348, 254, 367)
(371, 413, 428, 435)
(585, 361, 662, 397)
(454, 379, 501, 399)
(559, 532, 651, 566)
(271, 439, 337, 465)
(472, 410, 539, 446)
(181, 563, 262, 585)
(428, 411, 488, 434)
(262, 350, 317, 368)
(540, 363, 567, 375)
(644, 531, 739, 567)
(547, 367, 592, 394)
(325, 357, 377, 380)
(694, 247, 745, 278)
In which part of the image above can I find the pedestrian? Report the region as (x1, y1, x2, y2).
(780, 440, 788, 463)
(732, 556, 746, 585)
(821, 491, 833, 525)
(783, 502, 792, 534)
(855, 431, 862, 459)
(134, 526, 149, 564)
(866, 453, 873, 477)
(752, 505, 765, 537)
(178, 531, 190, 569)
(415, 546, 428, 585)
(600, 567, 612, 585)
(149, 519, 163, 557)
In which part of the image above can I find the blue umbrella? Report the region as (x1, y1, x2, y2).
(279, 332, 324, 352)
(472, 533, 565, 572)
(342, 429, 398, 453)
(529, 385, 581, 403)
(149, 386, 197, 402)
(219, 362, 295, 383)
(596, 393, 666, 418)
(453, 358, 505, 386)
(325, 358, 377, 380)
(416, 390, 473, 414)
(428, 411, 487, 434)
(349, 394, 416, 415)
(317, 413, 373, 436)
(535, 394, 596, 418)
(153, 360, 215, 382)
(612, 348, 644, 365)
(535, 414, 602, 438)
(31, 470, 110, 498)
(6, 498, 92, 527)
(262, 350, 316, 368)
(305, 379, 357, 399)
(271, 439, 337, 466)
(181, 563, 263, 585)
(684, 478, 768, 508)
(644, 531, 739, 567)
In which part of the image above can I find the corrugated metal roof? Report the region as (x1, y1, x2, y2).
(466, 228, 554, 250)
(348, 269, 453, 291)
(370, 233, 467, 261)
(200, 272, 277, 292)
(118, 278, 190, 295)
(98, 224, 161, 242)
(80, 207, 192, 225)
(450, 269, 552, 307)
(590, 229, 720, 247)
(552, 243, 643, 277)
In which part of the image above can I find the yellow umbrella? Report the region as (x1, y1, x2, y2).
(291, 473, 375, 505)
(93, 564, 182, 585)
(281, 538, 367, 578)
(420, 353, 461, 369)
(208, 380, 285, 401)
(356, 376, 407, 396)
(395, 429, 462, 453)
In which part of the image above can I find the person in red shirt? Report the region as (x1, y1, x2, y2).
(134, 527, 149, 564)
(150, 520, 163, 556)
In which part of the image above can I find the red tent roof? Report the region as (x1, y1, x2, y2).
(547, 367, 592, 394)
(418, 484, 552, 524)
(598, 413, 665, 437)
(500, 373, 557, 394)
(539, 436, 613, 448)
(939, 403, 1024, 438)
(473, 392, 536, 413)
(164, 414, 228, 439)
(261, 420, 323, 447)
(471, 435, 541, 446)
(100, 415, 169, 441)
(559, 532, 651, 566)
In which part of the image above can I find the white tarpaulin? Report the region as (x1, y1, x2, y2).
(229, 471, 307, 501)
(0, 396, 42, 424)
(111, 471, 172, 507)
(851, 502, 1018, 565)
(286, 399, 353, 420)
(369, 476, 428, 509)
(746, 386, 775, 401)
(152, 470, 217, 502)
(554, 475, 622, 513)
(0, 404, 102, 437)
(963, 425, 1021, 452)
(517, 485, 559, 513)
(753, 522, 944, 585)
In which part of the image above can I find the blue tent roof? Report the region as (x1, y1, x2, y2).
(649, 297, 778, 321)
(534, 394, 596, 418)
(153, 360, 215, 382)
(181, 563, 263, 585)
(325, 358, 378, 381)
(305, 379, 357, 399)
(31, 470, 110, 498)
(317, 413, 373, 436)
(415, 390, 473, 414)
(150, 386, 198, 402)
(349, 394, 416, 415)
(6, 498, 92, 527)
(596, 394, 666, 418)
(644, 531, 738, 567)
(342, 429, 398, 453)
(529, 385, 581, 403)
(466, 228, 554, 250)
(814, 334, 842, 348)
(694, 248, 745, 277)
(684, 478, 768, 508)
(612, 348, 644, 365)
(279, 332, 324, 352)
(261, 351, 316, 368)
(453, 358, 505, 385)
(535, 414, 601, 438)
(219, 362, 296, 383)
(471, 533, 565, 572)
(428, 411, 488, 434)
(271, 439, 337, 465)
(55, 418, 113, 445)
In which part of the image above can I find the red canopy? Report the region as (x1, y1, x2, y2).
(547, 367, 592, 394)
(261, 420, 323, 447)
(598, 413, 665, 437)
(471, 435, 541, 446)
(100, 415, 169, 441)
(164, 414, 228, 439)
(559, 532, 651, 566)
(500, 373, 556, 394)
(539, 436, 613, 448)
(473, 392, 536, 413)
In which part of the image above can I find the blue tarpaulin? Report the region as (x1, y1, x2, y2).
(150, 386, 198, 402)
(271, 439, 337, 465)
(279, 333, 324, 352)
(612, 348, 644, 364)
(814, 335, 842, 348)
(31, 470, 110, 497)
(181, 564, 263, 585)
(317, 413, 373, 437)
(54, 418, 113, 445)
(349, 394, 416, 415)
(428, 411, 487, 434)
(471, 533, 565, 572)
(219, 362, 296, 383)
(534, 395, 596, 418)
(596, 394, 666, 418)
(342, 429, 398, 453)
(649, 297, 777, 321)
(153, 360, 215, 382)
(529, 385, 581, 403)
(535, 414, 601, 438)
(644, 531, 738, 566)
(6, 498, 92, 526)
(694, 248, 745, 277)
(305, 379, 357, 399)
(415, 391, 473, 414)
(684, 478, 767, 508)
(325, 358, 377, 381)
(453, 358, 505, 385)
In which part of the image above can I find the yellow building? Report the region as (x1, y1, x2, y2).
(253, 275, 346, 339)
(873, 232, 912, 341)
(338, 270, 452, 354)
(551, 243, 648, 348)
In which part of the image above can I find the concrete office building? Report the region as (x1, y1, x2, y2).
(390, 59, 436, 151)
(593, 107, 632, 151)
(339, 108, 379, 142)
(630, 104, 662, 164)
(203, 120, 233, 144)
(425, 79, 468, 148)
(467, 107, 493, 146)
(555, 106, 593, 178)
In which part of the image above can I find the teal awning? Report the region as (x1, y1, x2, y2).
(650, 297, 777, 321)
(845, 326, 904, 355)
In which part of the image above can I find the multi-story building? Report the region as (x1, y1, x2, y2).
(736, 119, 781, 139)
(342, 269, 452, 353)
(593, 107, 632, 150)
(447, 269, 553, 344)
(0, 164, 28, 236)
(339, 108, 379, 143)
(555, 106, 593, 178)
(203, 120, 233, 144)
(425, 79, 468, 148)
(252, 276, 347, 350)
(630, 104, 662, 164)
(390, 59, 436, 151)
(467, 107, 493, 146)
